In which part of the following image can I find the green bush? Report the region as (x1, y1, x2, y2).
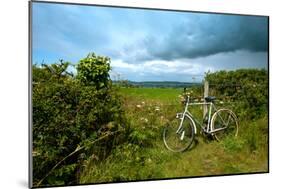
(32, 54, 128, 186)
(77, 53, 111, 89)
(205, 69, 268, 119)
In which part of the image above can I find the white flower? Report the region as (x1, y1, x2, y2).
(136, 104, 142, 108)
(140, 117, 148, 123)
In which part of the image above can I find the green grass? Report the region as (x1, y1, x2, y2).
(79, 87, 268, 183)
(119, 87, 182, 103)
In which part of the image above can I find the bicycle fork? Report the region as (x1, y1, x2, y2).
(175, 113, 185, 140)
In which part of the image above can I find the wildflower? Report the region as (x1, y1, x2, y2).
(140, 117, 148, 123)
(136, 104, 141, 108)
(155, 106, 160, 111)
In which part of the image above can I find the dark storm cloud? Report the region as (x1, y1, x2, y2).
(33, 3, 268, 82)
(142, 15, 268, 60)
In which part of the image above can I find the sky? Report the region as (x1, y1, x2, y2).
(32, 2, 268, 82)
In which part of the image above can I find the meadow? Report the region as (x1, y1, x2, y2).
(79, 87, 268, 183)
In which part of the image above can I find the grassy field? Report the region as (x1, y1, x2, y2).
(120, 87, 182, 103)
(79, 87, 268, 183)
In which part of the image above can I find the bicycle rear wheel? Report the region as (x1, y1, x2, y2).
(163, 115, 195, 152)
(211, 108, 238, 141)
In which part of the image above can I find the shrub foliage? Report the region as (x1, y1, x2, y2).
(32, 53, 127, 186)
(205, 69, 268, 119)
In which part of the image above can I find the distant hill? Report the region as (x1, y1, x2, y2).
(113, 80, 201, 88)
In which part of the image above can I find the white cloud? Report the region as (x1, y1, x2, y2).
(110, 50, 267, 82)
(110, 59, 211, 81)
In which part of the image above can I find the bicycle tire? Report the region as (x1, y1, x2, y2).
(211, 108, 238, 141)
(163, 115, 195, 152)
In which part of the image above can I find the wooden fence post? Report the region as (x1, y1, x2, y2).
(203, 80, 209, 118)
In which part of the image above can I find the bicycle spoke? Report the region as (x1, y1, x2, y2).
(217, 111, 227, 126)
(211, 109, 238, 141)
(163, 116, 195, 152)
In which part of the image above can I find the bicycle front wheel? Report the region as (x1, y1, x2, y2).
(163, 115, 195, 152)
(211, 109, 238, 141)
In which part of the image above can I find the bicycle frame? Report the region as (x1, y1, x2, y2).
(176, 96, 219, 135)
(164, 94, 238, 152)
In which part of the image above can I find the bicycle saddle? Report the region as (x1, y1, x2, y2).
(205, 96, 216, 102)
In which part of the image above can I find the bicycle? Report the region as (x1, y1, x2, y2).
(163, 94, 239, 152)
